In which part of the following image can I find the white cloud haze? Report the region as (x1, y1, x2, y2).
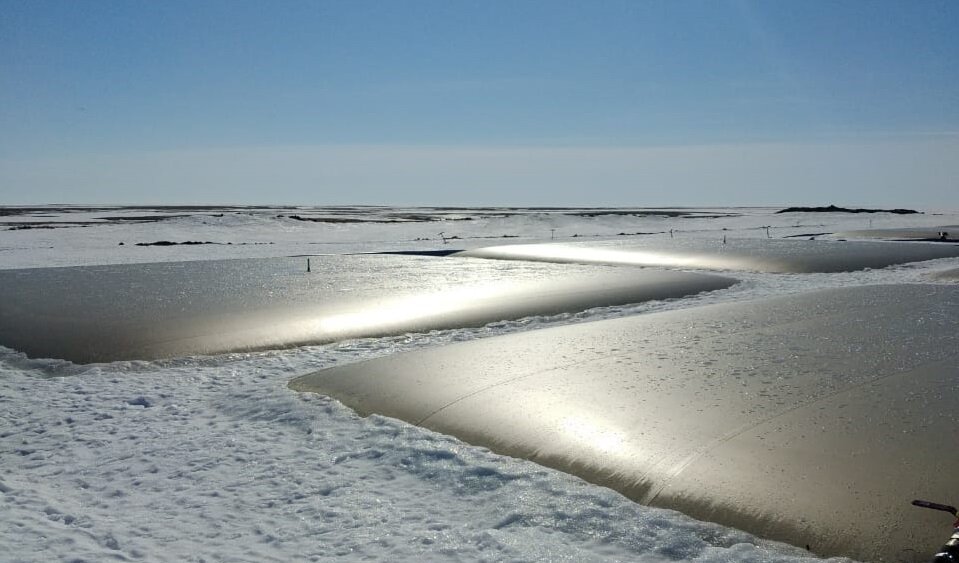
(2, 138, 956, 208)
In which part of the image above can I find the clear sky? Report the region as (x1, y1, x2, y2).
(1, 0, 957, 207)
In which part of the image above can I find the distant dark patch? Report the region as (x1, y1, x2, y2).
(566, 210, 740, 219)
(385, 214, 436, 222)
(3, 222, 101, 230)
(98, 215, 190, 222)
(282, 214, 360, 223)
(782, 232, 834, 238)
(136, 241, 219, 246)
(3, 211, 220, 229)
(777, 205, 919, 214)
(108, 205, 283, 212)
(279, 214, 407, 224)
(134, 241, 274, 247)
(279, 213, 475, 224)
(372, 250, 464, 257)
(6, 224, 56, 230)
(0, 205, 282, 216)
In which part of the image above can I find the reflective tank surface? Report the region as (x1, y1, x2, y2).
(292, 284, 959, 562)
(0, 255, 735, 363)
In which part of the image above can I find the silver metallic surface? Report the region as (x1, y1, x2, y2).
(0, 255, 734, 363)
(457, 239, 959, 272)
(292, 284, 959, 561)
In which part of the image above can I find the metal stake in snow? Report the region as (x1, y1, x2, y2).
(439, 232, 448, 244)
(307, 258, 311, 273)
(765, 226, 771, 238)
(551, 228, 556, 240)
(670, 229, 674, 239)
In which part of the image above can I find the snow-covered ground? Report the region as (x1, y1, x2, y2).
(3, 206, 958, 562)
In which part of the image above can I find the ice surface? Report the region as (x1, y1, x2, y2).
(3, 206, 959, 562)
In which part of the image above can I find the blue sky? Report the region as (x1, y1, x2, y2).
(1, 0, 957, 206)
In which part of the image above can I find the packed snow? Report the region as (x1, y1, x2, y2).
(3, 206, 958, 562)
